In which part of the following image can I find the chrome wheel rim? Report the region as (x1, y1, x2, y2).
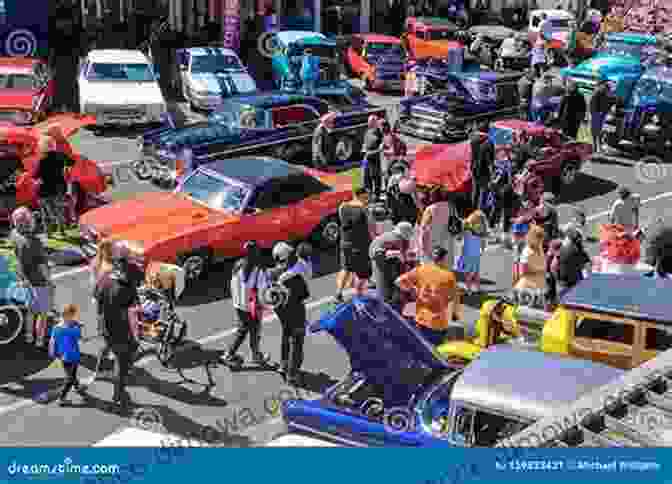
(335, 138, 353, 162)
(183, 255, 205, 280)
(133, 160, 153, 180)
(322, 220, 340, 245)
(561, 164, 578, 185)
(0, 308, 22, 345)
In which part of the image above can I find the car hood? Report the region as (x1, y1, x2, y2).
(80, 81, 165, 104)
(565, 54, 643, 78)
(309, 296, 452, 385)
(79, 191, 232, 246)
(0, 89, 34, 109)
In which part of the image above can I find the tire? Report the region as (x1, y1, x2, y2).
(178, 249, 210, 281)
(311, 215, 340, 249)
(559, 160, 580, 187)
(0, 306, 24, 345)
(133, 158, 154, 180)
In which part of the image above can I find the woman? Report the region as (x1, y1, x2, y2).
(91, 239, 115, 337)
(221, 241, 269, 367)
(458, 210, 489, 294)
(512, 224, 546, 309)
(418, 188, 458, 267)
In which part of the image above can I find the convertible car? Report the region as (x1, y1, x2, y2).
(280, 296, 623, 446)
(137, 92, 385, 187)
(399, 70, 522, 141)
(79, 156, 352, 282)
(0, 114, 108, 222)
(0, 57, 54, 125)
(346, 34, 405, 91)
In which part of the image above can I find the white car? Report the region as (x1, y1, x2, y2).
(177, 47, 257, 111)
(78, 49, 167, 126)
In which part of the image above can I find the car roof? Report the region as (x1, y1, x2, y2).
(560, 273, 672, 324)
(87, 49, 150, 63)
(606, 32, 657, 44)
(357, 34, 401, 44)
(201, 156, 309, 186)
(182, 47, 239, 57)
(530, 9, 574, 18)
(452, 346, 623, 421)
(218, 92, 325, 110)
(277, 31, 326, 44)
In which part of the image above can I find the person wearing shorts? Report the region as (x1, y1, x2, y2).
(335, 188, 374, 302)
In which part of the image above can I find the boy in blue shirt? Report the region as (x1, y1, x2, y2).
(301, 48, 320, 96)
(50, 304, 86, 406)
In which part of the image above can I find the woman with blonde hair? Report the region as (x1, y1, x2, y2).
(418, 187, 459, 267)
(512, 224, 546, 308)
(457, 210, 489, 294)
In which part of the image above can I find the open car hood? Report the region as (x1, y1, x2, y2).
(309, 296, 452, 386)
(411, 140, 474, 193)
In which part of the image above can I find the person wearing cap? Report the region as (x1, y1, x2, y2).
(267, 242, 310, 385)
(10, 207, 52, 347)
(221, 241, 270, 367)
(301, 47, 320, 96)
(557, 79, 586, 138)
(369, 221, 415, 309)
(395, 246, 463, 345)
(609, 186, 639, 233)
(93, 248, 140, 408)
(590, 79, 614, 153)
(555, 225, 591, 298)
(312, 112, 336, 169)
(362, 115, 385, 200)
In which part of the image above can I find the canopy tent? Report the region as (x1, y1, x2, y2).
(410, 141, 474, 193)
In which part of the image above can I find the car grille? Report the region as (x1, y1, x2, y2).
(101, 105, 145, 117)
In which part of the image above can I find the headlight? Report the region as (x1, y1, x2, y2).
(651, 114, 659, 124)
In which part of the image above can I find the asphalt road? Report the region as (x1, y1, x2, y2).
(1, 84, 670, 447)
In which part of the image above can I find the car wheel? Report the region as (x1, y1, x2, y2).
(560, 160, 579, 186)
(333, 136, 355, 164)
(0, 306, 23, 345)
(494, 58, 504, 71)
(132, 158, 154, 180)
(178, 250, 210, 281)
(311, 215, 340, 249)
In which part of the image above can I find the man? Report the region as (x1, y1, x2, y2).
(590, 79, 613, 153)
(312, 112, 336, 169)
(382, 120, 407, 191)
(644, 220, 672, 278)
(362, 115, 384, 200)
(531, 74, 557, 123)
(301, 48, 320, 96)
(534, 192, 560, 248)
(469, 123, 492, 209)
(555, 227, 591, 298)
(369, 221, 415, 309)
(267, 243, 310, 385)
(609, 186, 640, 233)
(94, 253, 139, 408)
(336, 188, 374, 303)
(517, 69, 535, 120)
(488, 154, 515, 234)
(396, 246, 463, 345)
(557, 79, 586, 138)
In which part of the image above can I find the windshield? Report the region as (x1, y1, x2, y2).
(87, 63, 154, 81)
(209, 103, 269, 129)
(460, 78, 496, 102)
(0, 73, 35, 89)
(191, 55, 243, 73)
(179, 170, 249, 212)
(600, 40, 654, 58)
(366, 43, 404, 57)
(428, 29, 455, 41)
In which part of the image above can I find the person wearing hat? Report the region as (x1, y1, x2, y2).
(396, 245, 463, 345)
(93, 247, 140, 408)
(555, 225, 591, 298)
(221, 241, 270, 368)
(589, 78, 614, 153)
(312, 112, 336, 169)
(369, 221, 415, 309)
(609, 186, 640, 233)
(266, 242, 310, 384)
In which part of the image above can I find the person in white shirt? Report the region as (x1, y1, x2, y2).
(609, 186, 640, 233)
(221, 240, 270, 367)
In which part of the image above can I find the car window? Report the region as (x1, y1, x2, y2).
(252, 175, 326, 210)
(531, 16, 540, 27)
(575, 318, 634, 346)
(87, 63, 154, 81)
(178, 170, 249, 212)
(645, 326, 672, 352)
(191, 54, 242, 73)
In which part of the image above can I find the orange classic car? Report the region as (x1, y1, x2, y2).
(346, 34, 405, 91)
(402, 17, 462, 59)
(79, 156, 353, 282)
(0, 57, 54, 125)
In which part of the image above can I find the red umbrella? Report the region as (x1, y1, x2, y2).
(410, 141, 474, 193)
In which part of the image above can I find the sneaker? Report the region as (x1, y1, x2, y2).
(251, 353, 270, 365)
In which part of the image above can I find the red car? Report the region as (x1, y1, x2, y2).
(346, 34, 405, 91)
(0, 57, 54, 125)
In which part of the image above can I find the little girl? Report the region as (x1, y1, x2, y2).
(459, 210, 489, 294)
(49, 304, 85, 406)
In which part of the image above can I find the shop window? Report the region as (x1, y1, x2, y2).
(575, 318, 634, 346)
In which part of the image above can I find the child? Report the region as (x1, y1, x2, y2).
(459, 210, 489, 294)
(49, 304, 85, 406)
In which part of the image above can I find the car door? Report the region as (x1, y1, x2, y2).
(569, 313, 637, 369)
(283, 174, 332, 238)
(269, 103, 321, 159)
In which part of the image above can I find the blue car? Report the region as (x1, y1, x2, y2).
(136, 93, 385, 187)
(281, 296, 623, 447)
(399, 70, 523, 141)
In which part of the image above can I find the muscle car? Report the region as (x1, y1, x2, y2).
(280, 296, 623, 446)
(0, 114, 109, 221)
(78, 49, 168, 127)
(0, 57, 54, 124)
(79, 156, 353, 282)
(136, 93, 385, 187)
(399, 70, 523, 141)
(346, 34, 405, 91)
(176, 47, 257, 111)
(402, 17, 462, 60)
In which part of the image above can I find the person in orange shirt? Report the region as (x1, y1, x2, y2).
(395, 246, 463, 345)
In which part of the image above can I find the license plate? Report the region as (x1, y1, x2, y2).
(603, 125, 616, 132)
